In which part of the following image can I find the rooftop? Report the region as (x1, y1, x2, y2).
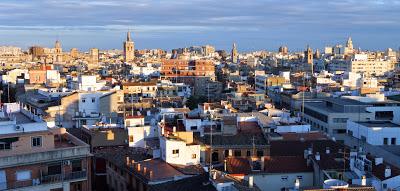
(356, 121, 400, 128)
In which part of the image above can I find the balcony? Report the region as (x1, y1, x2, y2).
(0, 146, 90, 169)
(0, 171, 87, 191)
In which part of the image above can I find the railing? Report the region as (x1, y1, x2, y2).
(0, 146, 90, 168)
(0, 171, 87, 191)
(42, 170, 87, 183)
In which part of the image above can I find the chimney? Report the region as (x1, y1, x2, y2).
(385, 166, 391, 178)
(326, 147, 330, 154)
(315, 152, 320, 161)
(304, 149, 309, 159)
(224, 159, 227, 172)
(361, 175, 366, 186)
(248, 176, 254, 188)
(294, 178, 300, 190)
(260, 156, 265, 171)
(375, 158, 383, 166)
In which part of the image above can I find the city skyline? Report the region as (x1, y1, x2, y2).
(1, 0, 400, 51)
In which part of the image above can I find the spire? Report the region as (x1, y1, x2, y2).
(127, 30, 132, 41)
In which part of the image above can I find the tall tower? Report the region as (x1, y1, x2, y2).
(305, 45, 313, 65)
(231, 43, 238, 63)
(89, 48, 99, 65)
(346, 37, 353, 50)
(54, 40, 62, 63)
(123, 31, 135, 63)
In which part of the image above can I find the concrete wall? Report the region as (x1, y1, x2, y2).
(347, 121, 400, 145)
(247, 172, 313, 191)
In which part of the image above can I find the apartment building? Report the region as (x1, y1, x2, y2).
(0, 109, 91, 191)
(303, 95, 400, 135)
(349, 54, 395, 77)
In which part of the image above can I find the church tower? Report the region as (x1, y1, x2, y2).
(123, 31, 135, 63)
(346, 37, 353, 50)
(305, 45, 313, 65)
(231, 43, 238, 63)
(54, 40, 62, 63)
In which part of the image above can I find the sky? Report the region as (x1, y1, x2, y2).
(0, 0, 399, 52)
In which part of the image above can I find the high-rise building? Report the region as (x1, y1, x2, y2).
(231, 43, 238, 63)
(123, 31, 135, 63)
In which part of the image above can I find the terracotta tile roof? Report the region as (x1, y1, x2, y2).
(311, 153, 348, 171)
(280, 132, 329, 141)
(372, 162, 400, 180)
(264, 156, 313, 173)
(148, 173, 217, 191)
(238, 122, 262, 134)
(300, 186, 376, 191)
(270, 140, 347, 157)
(226, 157, 252, 175)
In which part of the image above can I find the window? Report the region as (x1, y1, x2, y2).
(0, 142, 11, 150)
(234, 150, 241, 157)
(129, 135, 134, 143)
(82, 98, 86, 103)
(257, 150, 264, 157)
(48, 163, 62, 175)
(224, 150, 229, 157)
(384, 138, 389, 145)
(91, 98, 96, 103)
(246, 150, 251, 157)
(190, 126, 197, 130)
(192, 154, 196, 159)
(72, 160, 82, 172)
(391, 138, 396, 145)
(31, 136, 42, 147)
(16, 170, 31, 181)
(297, 175, 303, 180)
(281, 176, 288, 181)
(333, 118, 348, 123)
(172, 149, 179, 154)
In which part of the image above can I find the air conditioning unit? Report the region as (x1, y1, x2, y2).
(15, 125, 22, 131)
(63, 160, 71, 166)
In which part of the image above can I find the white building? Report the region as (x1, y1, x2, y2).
(46, 70, 61, 85)
(347, 120, 400, 145)
(159, 131, 200, 166)
(74, 92, 105, 127)
(0, 69, 29, 85)
(74, 75, 107, 91)
(125, 116, 158, 148)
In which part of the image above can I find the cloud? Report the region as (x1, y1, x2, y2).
(0, 0, 399, 51)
